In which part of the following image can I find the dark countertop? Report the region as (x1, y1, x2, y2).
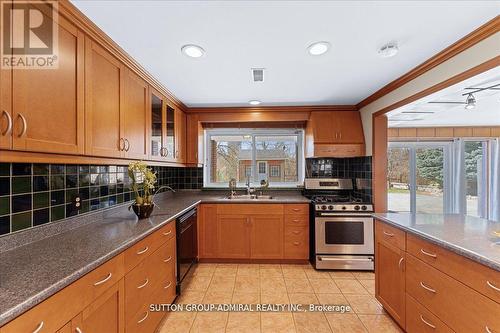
(0, 190, 309, 326)
(374, 213, 500, 271)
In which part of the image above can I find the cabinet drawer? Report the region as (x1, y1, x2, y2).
(407, 233, 500, 303)
(285, 226, 309, 241)
(406, 254, 500, 333)
(284, 215, 309, 226)
(2, 254, 124, 333)
(126, 284, 169, 333)
(124, 222, 175, 272)
(406, 294, 453, 333)
(284, 204, 309, 215)
(125, 238, 175, 322)
(284, 226, 309, 259)
(375, 220, 405, 250)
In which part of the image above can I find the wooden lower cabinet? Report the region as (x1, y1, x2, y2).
(375, 229, 405, 327)
(198, 204, 218, 258)
(71, 280, 125, 333)
(199, 203, 309, 260)
(0, 224, 176, 333)
(250, 215, 284, 259)
(376, 219, 500, 333)
(217, 214, 251, 259)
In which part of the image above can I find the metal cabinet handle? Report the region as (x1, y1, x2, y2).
(485, 326, 493, 333)
(292, 208, 300, 212)
(163, 256, 172, 263)
(420, 281, 436, 293)
(383, 231, 394, 237)
(32, 321, 44, 333)
(137, 278, 149, 289)
(292, 231, 300, 235)
(76, 327, 83, 333)
(293, 242, 300, 246)
(124, 138, 130, 152)
(420, 249, 437, 258)
(486, 281, 500, 292)
(136, 246, 149, 255)
(398, 257, 404, 270)
(163, 230, 172, 236)
(119, 138, 125, 151)
(17, 113, 27, 137)
(137, 311, 149, 324)
(1, 110, 12, 136)
(339, 132, 342, 139)
(164, 281, 172, 289)
(420, 315, 436, 329)
(94, 272, 112, 286)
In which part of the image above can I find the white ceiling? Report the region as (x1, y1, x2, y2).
(71, 0, 499, 107)
(388, 66, 500, 127)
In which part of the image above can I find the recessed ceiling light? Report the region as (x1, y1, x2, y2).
(307, 41, 330, 56)
(181, 44, 205, 58)
(378, 42, 399, 58)
(249, 100, 261, 106)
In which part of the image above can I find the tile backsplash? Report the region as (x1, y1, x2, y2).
(0, 163, 203, 236)
(305, 156, 372, 180)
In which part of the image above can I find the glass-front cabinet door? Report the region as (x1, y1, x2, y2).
(150, 91, 165, 160)
(166, 104, 176, 160)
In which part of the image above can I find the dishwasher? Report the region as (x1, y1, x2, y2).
(176, 207, 197, 294)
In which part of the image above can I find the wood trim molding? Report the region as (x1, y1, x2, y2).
(388, 126, 500, 139)
(186, 105, 358, 114)
(372, 114, 388, 213)
(57, 0, 187, 111)
(357, 15, 500, 109)
(373, 55, 500, 117)
(0, 150, 189, 167)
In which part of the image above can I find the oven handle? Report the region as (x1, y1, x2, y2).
(318, 256, 374, 262)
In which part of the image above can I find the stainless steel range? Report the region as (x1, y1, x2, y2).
(305, 178, 374, 270)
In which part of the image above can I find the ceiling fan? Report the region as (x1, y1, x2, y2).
(427, 83, 500, 110)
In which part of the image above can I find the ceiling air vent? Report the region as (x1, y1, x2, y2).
(252, 68, 264, 82)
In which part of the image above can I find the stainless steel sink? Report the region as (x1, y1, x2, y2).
(224, 194, 274, 200)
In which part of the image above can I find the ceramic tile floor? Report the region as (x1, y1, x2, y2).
(158, 263, 402, 333)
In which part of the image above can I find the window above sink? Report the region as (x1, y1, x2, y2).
(204, 128, 305, 188)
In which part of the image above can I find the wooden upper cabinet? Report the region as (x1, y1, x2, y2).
(165, 104, 176, 160)
(149, 89, 166, 161)
(11, 15, 85, 154)
(250, 215, 284, 259)
(186, 113, 200, 165)
(217, 215, 250, 259)
(0, 31, 11, 150)
(71, 281, 124, 333)
(334, 111, 364, 143)
(122, 70, 148, 160)
(309, 111, 336, 143)
(85, 37, 123, 158)
(175, 108, 186, 163)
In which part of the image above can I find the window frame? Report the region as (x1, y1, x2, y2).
(270, 165, 281, 178)
(388, 139, 491, 218)
(203, 128, 305, 188)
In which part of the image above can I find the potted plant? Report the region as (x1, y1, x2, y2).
(128, 161, 157, 218)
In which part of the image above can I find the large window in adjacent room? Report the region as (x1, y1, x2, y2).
(204, 129, 304, 187)
(387, 139, 491, 219)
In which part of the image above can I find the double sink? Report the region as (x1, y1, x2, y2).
(223, 194, 274, 200)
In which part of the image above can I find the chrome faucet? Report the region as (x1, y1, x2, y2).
(246, 176, 255, 195)
(228, 178, 237, 198)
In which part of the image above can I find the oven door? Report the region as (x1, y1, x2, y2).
(315, 216, 374, 255)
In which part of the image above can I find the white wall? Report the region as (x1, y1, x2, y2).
(360, 32, 500, 155)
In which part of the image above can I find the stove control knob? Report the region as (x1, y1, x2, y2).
(361, 205, 367, 211)
(354, 205, 360, 211)
(342, 206, 346, 210)
(328, 205, 334, 210)
(321, 205, 327, 211)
